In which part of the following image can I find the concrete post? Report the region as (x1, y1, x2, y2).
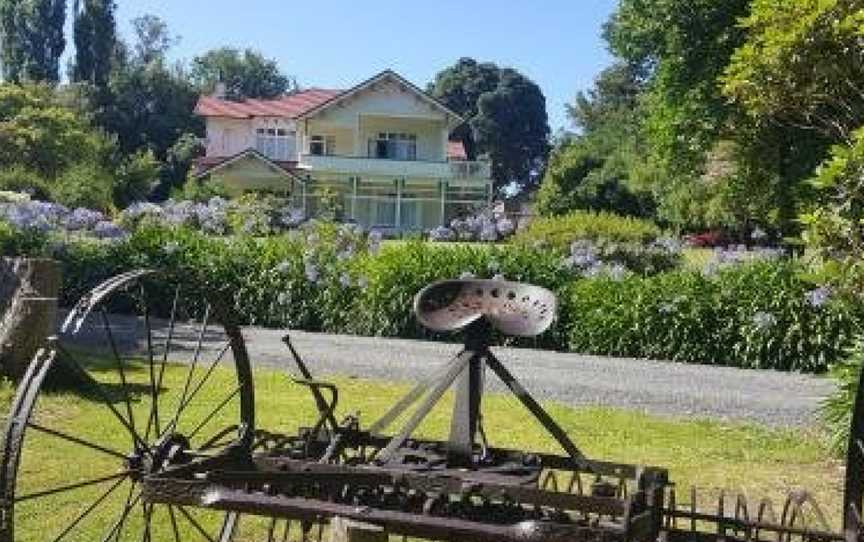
(0, 258, 60, 380)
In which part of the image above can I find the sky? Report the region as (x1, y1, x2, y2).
(112, 1, 619, 133)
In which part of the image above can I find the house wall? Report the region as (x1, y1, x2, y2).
(206, 117, 298, 158)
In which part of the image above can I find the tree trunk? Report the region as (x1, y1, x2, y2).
(0, 258, 60, 380)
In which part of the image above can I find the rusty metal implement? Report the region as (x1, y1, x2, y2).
(0, 272, 858, 541)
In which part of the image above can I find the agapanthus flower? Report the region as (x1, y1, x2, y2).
(339, 273, 353, 287)
(163, 241, 181, 255)
(751, 311, 777, 331)
(65, 207, 105, 231)
(274, 261, 292, 274)
(804, 286, 831, 308)
(428, 226, 455, 242)
(305, 262, 320, 283)
(93, 221, 127, 240)
(459, 271, 476, 279)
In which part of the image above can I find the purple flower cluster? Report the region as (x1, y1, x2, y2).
(702, 245, 785, 276)
(0, 199, 119, 239)
(429, 211, 517, 243)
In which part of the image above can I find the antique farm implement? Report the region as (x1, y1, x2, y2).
(0, 270, 858, 541)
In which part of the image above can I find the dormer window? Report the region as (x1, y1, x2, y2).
(256, 127, 294, 160)
(309, 135, 336, 156)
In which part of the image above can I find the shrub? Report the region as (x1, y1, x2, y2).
(821, 336, 864, 456)
(51, 162, 115, 212)
(513, 210, 662, 252)
(566, 260, 857, 372)
(40, 223, 860, 373)
(0, 167, 52, 201)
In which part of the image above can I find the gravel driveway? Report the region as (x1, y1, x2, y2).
(63, 312, 834, 428)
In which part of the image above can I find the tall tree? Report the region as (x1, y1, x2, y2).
(190, 47, 294, 100)
(429, 58, 551, 192)
(0, 0, 65, 83)
(72, 0, 116, 87)
(0, 0, 25, 82)
(131, 14, 177, 65)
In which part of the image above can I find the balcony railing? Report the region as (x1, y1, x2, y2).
(299, 154, 491, 180)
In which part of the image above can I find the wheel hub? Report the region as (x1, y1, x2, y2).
(127, 433, 192, 481)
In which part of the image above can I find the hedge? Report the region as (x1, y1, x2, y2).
(44, 225, 861, 373)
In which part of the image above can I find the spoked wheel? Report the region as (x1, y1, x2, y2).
(0, 270, 254, 542)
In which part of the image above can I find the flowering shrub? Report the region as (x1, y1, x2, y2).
(428, 210, 517, 243)
(565, 260, 857, 372)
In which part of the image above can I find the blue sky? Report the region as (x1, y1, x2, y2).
(113, 1, 618, 132)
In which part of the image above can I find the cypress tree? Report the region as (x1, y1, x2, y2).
(72, 0, 116, 87)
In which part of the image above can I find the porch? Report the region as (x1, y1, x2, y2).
(298, 175, 492, 232)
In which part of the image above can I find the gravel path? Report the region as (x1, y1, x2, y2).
(64, 313, 834, 428)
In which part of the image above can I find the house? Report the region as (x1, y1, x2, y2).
(193, 70, 493, 232)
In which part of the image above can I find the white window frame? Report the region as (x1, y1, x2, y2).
(256, 127, 294, 160)
(370, 132, 417, 161)
(309, 135, 336, 156)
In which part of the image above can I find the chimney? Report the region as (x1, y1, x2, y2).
(213, 81, 227, 99)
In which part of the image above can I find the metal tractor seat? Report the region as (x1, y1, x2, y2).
(414, 279, 557, 337)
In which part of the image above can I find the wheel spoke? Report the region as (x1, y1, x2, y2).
(27, 422, 128, 460)
(55, 343, 149, 451)
(100, 485, 140, 542)
(166, 305, 211, 435)
(152, 287, 181, 437)
(187, 385, 242, 440)
(161, 341, 231, 441)
(178, 505, 217, 542)
(16, 470, 131, 502)
(168, 505, 182, 542)
(141, 285, 160, 444)
(140, 503, 153, 542)
(100, 309, 138, 446)
(50, 475, 127, 542)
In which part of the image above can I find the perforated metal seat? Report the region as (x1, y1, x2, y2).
(413, 279, 557, 337)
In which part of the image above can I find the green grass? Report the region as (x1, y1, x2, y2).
(0, 351, 842, 541)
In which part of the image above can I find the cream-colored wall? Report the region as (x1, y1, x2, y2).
(206, 117, 298, 158)
(300, 79, 451, 161)
(206, 118, 253, 157)
(359, 116, 446, 161)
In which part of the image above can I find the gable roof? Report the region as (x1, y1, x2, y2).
(295, 70, 464, 124)
(193, 70, 464, 125)
(195, 88, 342, 119)
(193, 148, 304, 180)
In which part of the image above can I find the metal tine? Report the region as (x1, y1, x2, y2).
(691, 486, 697, 532)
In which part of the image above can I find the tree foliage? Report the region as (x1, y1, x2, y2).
(428, 58, 550, 192)
(72, 0, 116, 87)
(724, 0, 864, 142)
(190, 47, 294, 100)
(0, 0, 65, 83)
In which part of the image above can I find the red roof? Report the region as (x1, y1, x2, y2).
(447, 140, 467, 161)
(195, 88, 343, 119)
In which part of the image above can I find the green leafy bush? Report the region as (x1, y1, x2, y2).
(566, 261, 856, 372)
(821, 337, 864, 456)
(513, 210, 662, 252)
(0, 220, 50, 257)
(45, 224, 859, 372)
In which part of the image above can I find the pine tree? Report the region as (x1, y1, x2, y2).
(72, 0, 116, 86)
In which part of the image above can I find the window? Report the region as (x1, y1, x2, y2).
(370, 132, 417, 160)
(256, 127, 294, 160)
(309, 135, 336, 156)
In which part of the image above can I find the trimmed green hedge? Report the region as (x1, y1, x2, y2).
(565, 262, 859, 372)
(513, 210, 662, 252)
(48, 225, 860, 373)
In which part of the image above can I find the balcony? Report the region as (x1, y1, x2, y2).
(299, 154, 491, 180)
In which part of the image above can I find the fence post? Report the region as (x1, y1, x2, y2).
(0, 258, 60, 380)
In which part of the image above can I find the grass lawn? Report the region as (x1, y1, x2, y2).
(0, 350, 843, 541)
